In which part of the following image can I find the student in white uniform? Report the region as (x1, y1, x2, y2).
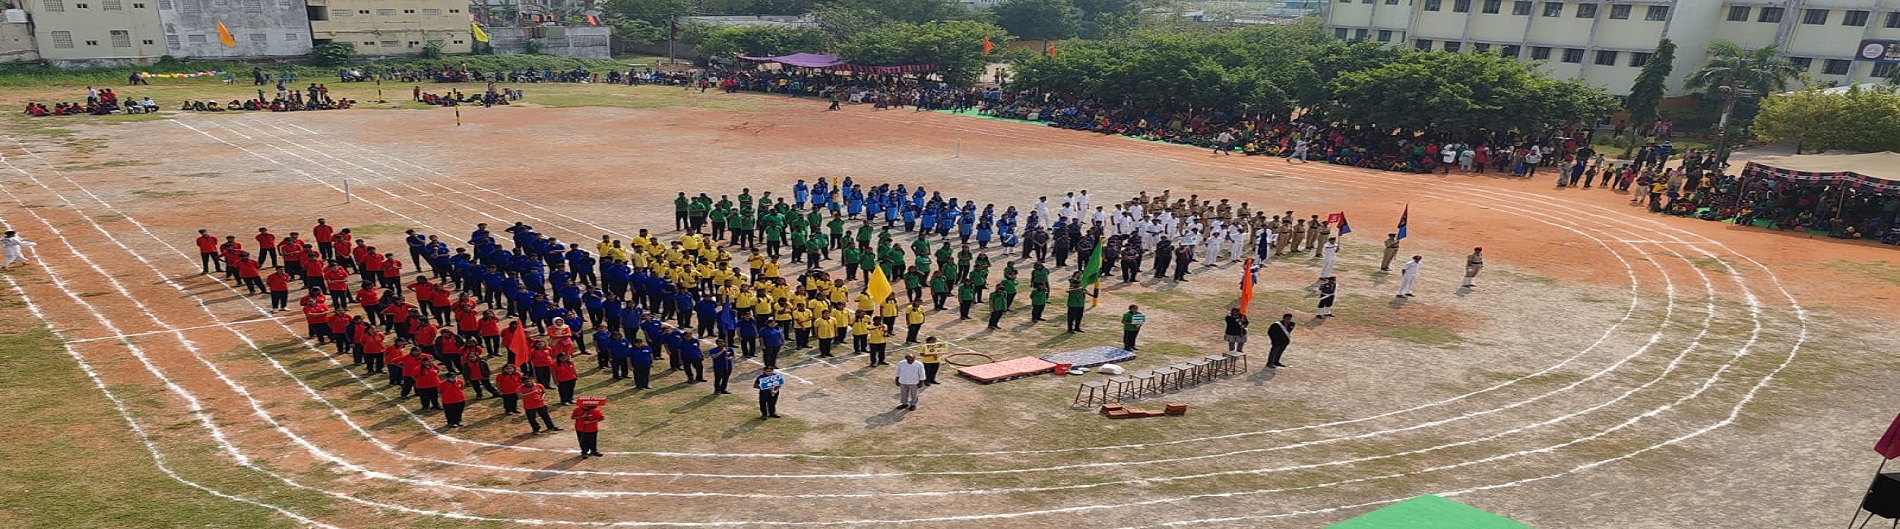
(1396, 255, 1422, 297)
(0, 230, 37, 269)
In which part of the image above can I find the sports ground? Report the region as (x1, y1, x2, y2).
(1, 82, 1897, 528)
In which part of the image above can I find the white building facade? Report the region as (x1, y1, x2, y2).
(1324, 0, 1900, 95)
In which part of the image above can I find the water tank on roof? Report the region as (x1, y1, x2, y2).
(3, 9, 29, 23)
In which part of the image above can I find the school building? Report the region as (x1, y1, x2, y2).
(1, 0, 472, 66)
(1322, 0, 1900, 95)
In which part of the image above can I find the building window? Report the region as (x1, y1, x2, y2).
(422, 7, 441, 15)
(356, 9, 367, 14)
(164, 34, 178, 47)
(42, 0, 63, 11)
(1453, 0, 1470, 13)
(1802, 9, 1828, 25)
(1423, 0, 1441, 11)
(241, 0, 258, 12)
(286, 32, 297, 41)
(50, 30, 73, 48)
(1512, 1, 1531, 15)
(1473, 42, 1491, 53)
(1629, 51, 1650, 67)
(1823, 59, 1850, 75)
(187, 34, 206, 43)
(448, 8, 459, 13)
(1874, 62, 1898, 78)
(402, 8, 414, 13)
(1593, 50, 1617, 65)
(1887, 12, 1900, 28)
(452, 40, 463, 44)
(1607, 4, 1628, 19)
(131, 1, 142, 6)
(110, 29, 130, 46)
(1481, 0, 1500, 14)
(1353, 28, 1368, 39)
(83, 39, 97, 45)
(1333, 27, 1348, 39)
(1726, 6, 1749, 22)
(1415, 38, 1433, 50)
(1530, 46, 1551, 59)
(1500, 44, 1521, 58)
(329, 8, 348, 16)
(74, 2, 87, 7)
(1384, 0, 1397, 4)
(1645, 5, 1667, 21)
(248, 33, 265, 42)
(1561, 48, 1584, 63)
(101, 0, 120, 9)
(380, 40, 398, 47)
(1542, 2, 1562, 17)
(1377, 29, 1392, 42)
(1845, 10, 1870, 26)
(1759, 7, 1783, 23)
(1444, 41, 1462, 52)
(1788, 57, 1811, 71)
(1574, 3, 1594, 18)
(376, 8, 394, 15)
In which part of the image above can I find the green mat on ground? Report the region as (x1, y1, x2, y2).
(1324, 495, 1531, 529)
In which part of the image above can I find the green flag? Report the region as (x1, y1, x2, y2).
(1079, 237, 1105, 307)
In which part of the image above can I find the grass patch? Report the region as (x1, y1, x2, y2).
(523, 85, 763, 112)
(1383, 325, 1463, 346)
(1689, 256, 1736, 274)
(19, 126, 75, 136)
(130, 189, 196, 199)
(1821, 260, 1900, 287)
(59, 159, 153, 171)
(98, 113, 171, 124)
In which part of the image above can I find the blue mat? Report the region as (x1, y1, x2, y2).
(1039, 346, 1135, 369)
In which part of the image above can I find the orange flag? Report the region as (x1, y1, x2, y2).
(1045, 41, 1056, 58)
(1238, 258, 1256, 315)
(982, 38, 994, 56)
(216, 20, 237, 47)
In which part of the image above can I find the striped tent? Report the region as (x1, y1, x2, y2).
(1742, 152, 1900, 196)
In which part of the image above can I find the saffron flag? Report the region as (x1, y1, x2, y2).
(866, 264, 893, 302)
(1328, 212, 1353, 236)
(216, 20, 237, 47)
(982, 37, 994, 56)
(1396, 204, 1410, 240)
(586, 14, 600, 26)
(1877, 411, 1900, 459)
(1079, 237, 1105, 307)
(1045, 41, 1057, 58)
(504, 325, 531, 366)
(1238, 258, 1256, 315)
(471, 22, 491, 43)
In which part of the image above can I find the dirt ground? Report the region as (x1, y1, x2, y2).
(2, 84, 1897, 528)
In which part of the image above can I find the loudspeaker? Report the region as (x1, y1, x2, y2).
(1863, 473, 1900, 519)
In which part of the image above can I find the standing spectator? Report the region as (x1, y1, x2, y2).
(755, 367, 784, 419)
(521, 381, 559, 434)
(1396, 256, 1422, 298)
(1223, 308, 1249, 352)
(572, 401, 604, 458)
(894, 354, 925, 411)
(194, 229, 220, 274)
(255, 227, 279, 267)
(1462, 247, 1484, 288)
(1317, 277, 1338, 318)
(1266, 313, 1296, 369)
(1120, 304, 1145, 351)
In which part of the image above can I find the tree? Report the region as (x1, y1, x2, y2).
(838, 20, 1010, 87)
(1331, 51, 1613, 136)
(1624, 39, 1676, 131)
(1070, 0, 1141, 39)
(1685, 40, 1803, 97)
(992, 0, 1079, 42)
(311, 42, 356, 67)
(695, 25, 832, 59)
(1755, 87, 1900, 153)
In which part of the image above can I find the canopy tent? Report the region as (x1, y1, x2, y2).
(1742, 152, 1900, 196)
(1324, 495, 1530, 529)
(734, 53, 938, 74)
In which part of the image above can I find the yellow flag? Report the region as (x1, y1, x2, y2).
(865, 264, 893, 302)
(471, 22, 490, 43)
(216, 20, 236, 47)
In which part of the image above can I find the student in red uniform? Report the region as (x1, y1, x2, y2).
(572, 401, 604, 458)
(384, 298, 413, 336)
(427, 282, 454, 326)
(358, 246, 384, 288)
(356, 283, 383, 326)
(412, 356, 442, 411)
(460, 341, 497, 399)
(439, 373, 468, 428)
(195, 229, 221, 274)
(323, 263, 352, 309)
(328, 228, 354, 269)
(279, 235, 306, 279)
(528, 339, 555, 387)
(235, 253, 264, 294)
(552, 353, 579, 405)
(413, 311, 440, 363)
(265, 267, 291, 311)
(298, 250, 325, 291)
(312, 218, 335, 260)
(350, 240, 373, 274)
(304, 302, 333, 344)
(454, 296, 481, 340)
(326, 307, 350, 356)
(361, 326, 387, 374)
(380, 253, 404, 290)
(521, 380, 558, 433)
(435, 332, 463, 376)
(219, 236, 244, 281)
(495, 363, 522, 413)
(255, 227, 279, 267)
(387, 343, 415, 395)
(478, 311, 503, 359)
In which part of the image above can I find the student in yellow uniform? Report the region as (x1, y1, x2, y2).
(813, 310, 838, 357)
(850, 312, 872, 354)
(855, 292, 876, 314)
(919, 336, 944, 385)
(866, 323, 889, 366)
(791, 304, 814, 349)
(879, 296, 900, 328)
(747, 254, 766, 281)
(903, 301, 927, 343)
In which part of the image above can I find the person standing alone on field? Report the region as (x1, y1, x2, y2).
(1121, 304, 1145, 351)
(895, 353, 925, 411)
(1, 230, 37, 270)
(1396, 255, 1422, 298)
(572, 401, 604, 458)
(1266, 313, 1295, 368)
(755, 367, 784, 419)
(1462, 247, 1484, 288)
(1223, 308, 1249, 352)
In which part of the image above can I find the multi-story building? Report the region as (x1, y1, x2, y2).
(158, 0, 314, 59)
(17, 0, 170, 65)
(1323, 0, 1900, 96)
(304, 0, 473, 56)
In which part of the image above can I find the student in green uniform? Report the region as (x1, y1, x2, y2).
(956, 281, 976, 320)
(1030, 282, 1050, 322)
(1065, 280, 1087, 333)
(929, 270, 950, 310)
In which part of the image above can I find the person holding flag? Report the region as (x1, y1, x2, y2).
(1064, 279, 1088, 333)
(1318, 237, 1340, 280)
(1078, 234, 1105, 306)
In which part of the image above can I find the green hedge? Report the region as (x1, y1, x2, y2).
(0, 54, 629, 87)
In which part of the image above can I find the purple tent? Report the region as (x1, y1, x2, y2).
(736, 53, 847, 68)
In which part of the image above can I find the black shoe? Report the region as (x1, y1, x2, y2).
(908, 405, 917, 411)
(769, 414, 781, 418)
(896, 404, 909, 410)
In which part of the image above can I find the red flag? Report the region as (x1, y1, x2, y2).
(1876, 411, 1900, 459)
(1237, 258, 1256, 315)
(982, 37, 994, 56)
(504, 325, 531, 367)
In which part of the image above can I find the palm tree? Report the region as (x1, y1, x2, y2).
(1685, 40, 1804, 96)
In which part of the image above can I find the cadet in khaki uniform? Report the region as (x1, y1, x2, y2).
(1305, 215, 1324, 251)
(1463, 247, 1484, 288)
(1311, 215, 1331, 256)
(1381, 233, 1401, 272)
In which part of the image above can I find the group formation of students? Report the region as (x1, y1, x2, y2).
(186, 177, 1328, 454)
(23, 87, 156, 116)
